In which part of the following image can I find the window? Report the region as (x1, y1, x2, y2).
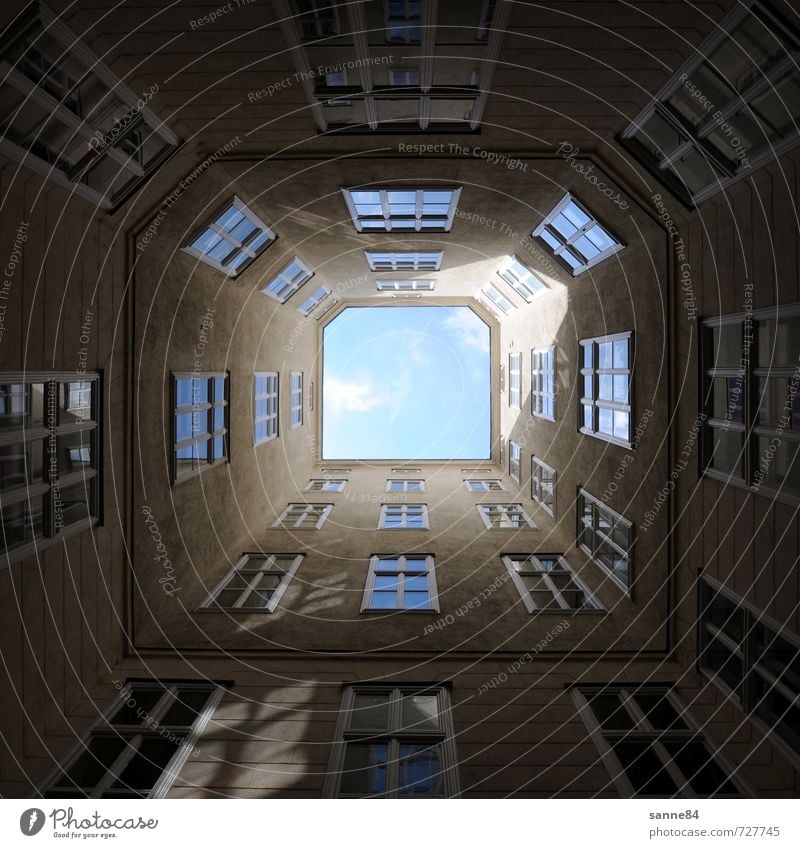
(477, 503, 536, 529)
(297, 285, 331, 317)
(620, 1, 800, 205)
(477, 0, 497, 41)
(253, 372, 278, 445)
(580, 333, 632, 446)
(173, 373, 227, 484)
(464, 479, 504, 492)
(531, 456, 556, 517)
(273, 503, 332, 529)
(508, 353, 521, 409)
(379, 503, 429, 529)
(362, 554, 438, 611)
(343, 187, 460, 233)
(498, 255, 547, 302)
(389, 68, 421, 86)
(0, 5, 177, 211)
(698, 577, 800, 762)
(38, 680, 223, 798)
(322, 466, 352, 474)
(577, 489, 632, 591)
(290, 372, 303, 428)
(532, 194, 622, 275)
(701, 304, 800, 501)
(324, 684, 459, 798)
(260, 257, 313, 303)
(481, 283, 515, 315)
(293, 0, 340, 39)
(0, 374, 100, 564)
(306, 479, 346, 492)
(503, 554, 601, 612)
(202, 554, 303, 612)
(376, 280, 435, 291)
(573, 685, 743, 797)
(532, 346, 556, 420)
(509, 441, 521, 483)
(366, 251, 443, 272)
(183, 197, 275, 276)
(391, 467, 422, 474)
(385, 0, 422, 43)
(386, 479, 425, 492)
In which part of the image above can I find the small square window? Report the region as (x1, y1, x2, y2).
(294, 0, 340, 39)
(306, 479, 346, 492)
(379, 503, 429, 529)
(477, 503, 536, 529)
(260, 257, 313, 303)
(498, 255, 547, 302)
(362, 554, 437, 611)
(273, 503, 332, 529)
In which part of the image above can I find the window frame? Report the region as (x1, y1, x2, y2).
(532, 193, 623, 275)
(498, 254, 547, 302)
(273, 502, 333, 529)
(37, 680, 224, 798)
(531, 456, 556, 517)
(572, 684, 749, 798)
(361, 553, 439, 613)
(579, 332, 633, 447)
(464, 479, 504, 492)
(508, 441, 521, 483)
(253, 372, 279, 446)
(385, 479, 426, 493)
(260, 256, 313, 303)
(200, 553, 303, 613)
(508, 352, 522, 409)
(297, 285, 332, 317)
(375, 279, 435, 291)
(172, 372, 228, 485)
(378, 503, 430, 529)
(306, 478, 347, 492)
(323, 683, 460, 798)
(481, 283, 515, 315)
(293, 0, 341, 40)
(182, 196, 276, 277)
(290, 371, 303, 428)
(531, 346, 557, 421)
(343, 187, 461, 233)
(576, 487, 633, 592)
(477, 503, 537, 530)
(365, 251, 443, 272)
(0, 372, 101, 566)
(502, 554, 603, 613)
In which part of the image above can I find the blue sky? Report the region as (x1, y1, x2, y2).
(322, 306, 491, 459)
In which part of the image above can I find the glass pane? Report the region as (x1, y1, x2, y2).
(58, 431, 93, 474)
(0, 440, 43, 490)
(587, 693, 634, 730)
(753, 625, 800, 693)
(161, 690, 211, 727)
(57, 737, 128, 791)
(663, 741, 738, 795)
(350, 693, 391, 731)
(752, 674, 800, 757)
(633, 692, 687, 731)
(340, 742, 389, 796)
(401, 692, 439, 731)
(755, 435, 800, 495)
(1, 495, 44, 548)
(709, 428, 744, 478)
(371, 591, 398, 609)
(757, 377, 800, 430)
(109, 688, 164, 725)
(375, 558, 400, 571)
(613, 741, 679, 796)
(404, 575, 429, 592)
(712, 323, 742, 368)
(669, 147, 721, 196)
(403, 591, 431, 609)
(397, 743, 444, 797)
(58, 480, 94, 527)
(404, 558, 427, 571)
(711, 376, 744, 423)
(59, 381, 92, 421)
(111, 738, 181, 795)
(758, 314, 800, 368)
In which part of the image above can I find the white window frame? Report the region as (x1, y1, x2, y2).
(481, 283, 515, 315)
(376, 280, 435, 291)
(508, 352, 522, 409)
(532, 346, 556, 421)
(201, 553, 303, 612)
(173, 372, 228, 484)
(580, 332, 633, 447)
(183, 196, 276, 277)
(260, 257, 313, 303)
(37, 680, 224, 798)
(572, 685, 747, 798)
(502, 554, 602, 613)
(365, 251, 443, 272)
(477, 503, 537, 530)
(290, 371, 303, 428)
(306, 479, 347, 492)
(464, 479, 504, 492)
(620, 1, 800, 206)
(531, 456, 556, 517)
(297, 285, 332, 317)
(361, 554, 439, 612)
(378, 503, 429, 530)
(253, 372, 278, 446)
(577, 488, 632, 592)
(273, 503, 333, 529)
(343, 187, 461, 233)
(498, 255, 547, 302)
(532, 193, 623, 275)
(323, 684, 459, 798)
(509, 441, 521, 483)
(385, 479, 425, 493)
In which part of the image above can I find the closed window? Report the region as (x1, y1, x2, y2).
(0, 374, 100, 563)
(376, 280, 435, 291)
(498, 255, 547, 302)
(273, 503, 332, 529)
(503, 554, 601, 612)
(173, 373, 227, 483)
(293, 0, 340, 39)
(254, 372, 278, 445)
(580, 333, 632, 446)
(202, 554, 303, 612)
(532, 194, 622, 275)
(379, 503, 429, 529)
(343, 187, 460, 232)
(577, 488, 632, 591)
(481, 283, 515, 315)
(38, 681, 223, 798)
(464, 479, 504, 492)
(386, 479, 425, 492)
(573, 685, 744, 797)
(477, 503, 536, 529)
(260, 257, 313, 303)
(366, 251, 442, 272)
(183, 197, 275, 276)
(306, 479, 346, 492)
(324, 684, 459, 798)
(531, 346, 556, 420)
(362, 554, 438, 611)
(509, 353, 522, 409)
(509, 441, 521, 482)
(290, 372, 303, 428)
(531, 456, 556, 516)
(385, 0, 422, 43)
(297, 285, 332, 317)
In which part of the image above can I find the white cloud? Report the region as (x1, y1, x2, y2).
(324, 377, 393, 415)
(443, 308, 490, 353)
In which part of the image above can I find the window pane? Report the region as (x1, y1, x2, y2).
(58, 737, 128, 791)
(161, 690, 211, 727)
(350, 693, 391, 731)
(402, 694, 439, 731)
(111, 738, 181, 795)
(633, 692, 686, 731)
(586, 693, 634, 730)
(109, 688, 164, 725)
(612, 741, 679, 796)
(662, 741, 739, 795)
(340, 742, 389, 796)
(397, 743, 444, 797)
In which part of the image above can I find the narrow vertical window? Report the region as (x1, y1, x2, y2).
(509, 441, 521, 482)
(290, 372, 303, 428)
(254, 372, 278, 445)
(531, 456, 556, 516)
(508, 353, 521, 409)
(173, 373, 228, 483)
(531, 346, 556, 420)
